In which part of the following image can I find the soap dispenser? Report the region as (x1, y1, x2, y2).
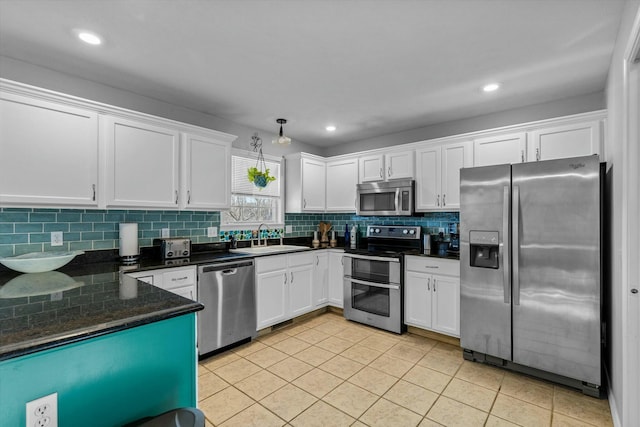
(350, 224, 357, 249)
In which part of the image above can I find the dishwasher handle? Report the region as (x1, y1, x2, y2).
(201, 260, 254, 273)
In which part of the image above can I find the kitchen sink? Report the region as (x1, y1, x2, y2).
(229, 245, 311, 255)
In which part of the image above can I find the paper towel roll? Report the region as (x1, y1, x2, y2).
(119, 223, 139, 258)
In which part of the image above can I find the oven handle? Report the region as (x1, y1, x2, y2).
(342, 253, 401, 263)
(346, 277, 400, 290)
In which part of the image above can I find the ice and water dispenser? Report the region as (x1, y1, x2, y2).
(469, 231, 499, 269)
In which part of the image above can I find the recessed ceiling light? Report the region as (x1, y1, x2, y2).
(483, 83, 500, 92)
(77, 31, 102, 45)
(326, 125, 337, 132)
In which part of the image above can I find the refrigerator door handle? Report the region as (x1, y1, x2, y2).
(512, 185, 521, 306)
(503, 185, 511, 304)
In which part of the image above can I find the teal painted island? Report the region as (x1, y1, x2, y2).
(0, 267, 203, 427)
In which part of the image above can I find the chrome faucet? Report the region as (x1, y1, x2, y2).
(253, 223, 268, 247)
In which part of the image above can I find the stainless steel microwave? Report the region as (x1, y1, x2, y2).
(356, 179, 415, 216)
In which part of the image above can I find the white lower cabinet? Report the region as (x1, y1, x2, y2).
(125, 265, 196, 300)
(313, 251, 329, 307)
(256, 252, 314, 330)
(404, 256, 460, 337)
(328, 250, 345, 308)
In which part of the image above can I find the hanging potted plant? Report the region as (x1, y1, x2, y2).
(247, 166, 276, 188)
(247, 133, 276, 189)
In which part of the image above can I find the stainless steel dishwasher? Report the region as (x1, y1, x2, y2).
(197, 259, 256, 356)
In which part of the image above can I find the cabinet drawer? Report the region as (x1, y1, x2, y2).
(162, 267, 196, 290)
(288, 252, 314, 267)
(405, 256, 459, 276)
(256, 254, 288, 273)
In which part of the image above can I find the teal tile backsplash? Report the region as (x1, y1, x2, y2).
(0, 208, 220, 257)
(0, 207, 459, 257)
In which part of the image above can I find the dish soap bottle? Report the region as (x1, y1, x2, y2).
(350, 224, 357, 249)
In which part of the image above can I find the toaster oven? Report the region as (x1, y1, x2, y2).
(155, 238, 191, 259)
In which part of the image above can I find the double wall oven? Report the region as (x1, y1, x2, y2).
(343, 225, 421, 334)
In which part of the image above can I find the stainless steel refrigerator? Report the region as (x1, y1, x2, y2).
(460, 155, 602, 396)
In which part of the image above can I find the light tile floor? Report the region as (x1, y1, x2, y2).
(197, 312, 613, 427)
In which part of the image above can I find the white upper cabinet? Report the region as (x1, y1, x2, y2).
(285, 153, 326, 212)
(359, 150, 414, 183)
(528, 119, 601, 161)
(473, 132, 527, 166)
(415, 140, 471, 211)
(0, 91, 99, 207)
(103, 115, 180, 209)
(325, 156, 358, 212)
(359, 154, 385, 182)
(180, 132, 232, 210)
(0, 80, 236, 210)
(385, 150, 414, 180)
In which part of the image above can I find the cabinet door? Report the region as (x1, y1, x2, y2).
(169, 285, 196, 301)
(256, 269, 288, 329)
(328, 251, 344, 307)
(474, 132, 527, 166)
(385, 150, 414, 180)
(359, 154, 384, 182)
(182, 133, 231, 210)
(0, 92, 99, 207)
(431, 274, 460, 337)
(326, 158, 358, 211)
(529, 120, 601, 161)
(415, 146, 441, 210)
(302, 158, 326, 211)
(404, 271, 432, 329)
(313, 252, 329, 307)
(289, 264, 314, 317)
(441, 141, 472, 210)
(103, 115, 180, 208)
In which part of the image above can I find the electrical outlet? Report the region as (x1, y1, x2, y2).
(207, 226, 217, 237)
(161, 228, 170, 238)
(285, 225, 293, 234)
(50, 232, 63, 247)
(26, 393, 58, 427)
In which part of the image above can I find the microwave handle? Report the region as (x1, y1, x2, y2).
(343, 253, 401, 263)
(395, 188, 400, 215)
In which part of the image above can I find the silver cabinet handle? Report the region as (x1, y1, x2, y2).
(379, 168, 383, 179)
(291, 272, 294, 283)
(284, 272, 288, 284)
(303, 198, 307, 208)
(513, 185, 521, 306)
(433, 278, 437, 292)
(427, 277, 431, 291)
(91, 184, 96, 201)
(437, 194, 440, 207)
(424, 265, 438, 269)
(388, 166, 392, 177)
(341, 256, 344, 266)
(443, 194, 446, 207)
(187, 190, 191, 204)
(502, 185, 511, 304)
(316, 256, 319, 266)
(536, 148, 540, 161)
(631, 289, 638, 294)
(521, 150, 525, 163)
(175, 190, 179, 204)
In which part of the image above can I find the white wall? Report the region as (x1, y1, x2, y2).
(604, 1, 640, 426)
(324, 91, 605, 157)
(0, 56, 323, 158)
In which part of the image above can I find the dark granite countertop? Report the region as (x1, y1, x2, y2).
(0, 268, 203, 361)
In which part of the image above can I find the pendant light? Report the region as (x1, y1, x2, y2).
(272, 118, 291, 145)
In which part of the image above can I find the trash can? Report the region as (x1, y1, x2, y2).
(124, 407, 205, 427)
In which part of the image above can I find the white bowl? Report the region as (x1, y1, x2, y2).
(0, 251, 83, 273)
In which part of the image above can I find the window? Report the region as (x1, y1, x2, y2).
(221, 153, 283, 228)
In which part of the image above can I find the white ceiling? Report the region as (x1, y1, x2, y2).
(0, 0, 625, 147)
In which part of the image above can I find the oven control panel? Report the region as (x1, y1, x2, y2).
(366, 225, 421, 239)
